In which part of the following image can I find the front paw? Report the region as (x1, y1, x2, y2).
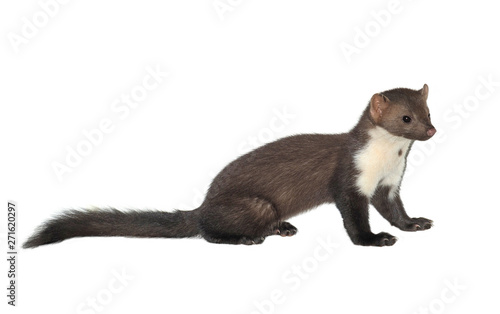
(398, 217, 433, 231)
(354, 232, 397, 247)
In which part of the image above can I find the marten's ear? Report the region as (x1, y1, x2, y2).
(419, 84, 429, 101)
(370, 93, 390, 123)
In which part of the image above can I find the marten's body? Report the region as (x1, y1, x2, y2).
(24, 85, 436, 248)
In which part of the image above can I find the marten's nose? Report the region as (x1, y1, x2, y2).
(427, 127, 436, 137)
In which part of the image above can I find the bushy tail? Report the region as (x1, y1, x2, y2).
(23, 208, 199, 249)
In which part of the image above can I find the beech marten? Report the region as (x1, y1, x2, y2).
(24, 84, 436, 248)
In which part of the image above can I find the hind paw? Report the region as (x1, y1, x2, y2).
(273, 221, 298, 237)
(203, 234, 266, 245)
(238, 236, 266, 245)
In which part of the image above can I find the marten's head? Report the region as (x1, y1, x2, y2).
(369, 84, 436, 141)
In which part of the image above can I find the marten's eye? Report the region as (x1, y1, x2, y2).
(402, 116, 412, 123)
(428, 113, 431, 119)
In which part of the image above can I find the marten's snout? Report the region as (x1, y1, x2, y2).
(427, 127, 436, 137)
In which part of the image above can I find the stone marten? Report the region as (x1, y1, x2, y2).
(24, 84, 436, 248)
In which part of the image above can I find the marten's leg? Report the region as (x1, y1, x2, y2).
(334, 189, 397, 247)
(371, 186, 433, 231)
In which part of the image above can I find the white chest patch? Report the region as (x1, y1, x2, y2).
(354, 126, 412, 199)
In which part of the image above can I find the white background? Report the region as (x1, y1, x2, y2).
(1, 1, 499, 313)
